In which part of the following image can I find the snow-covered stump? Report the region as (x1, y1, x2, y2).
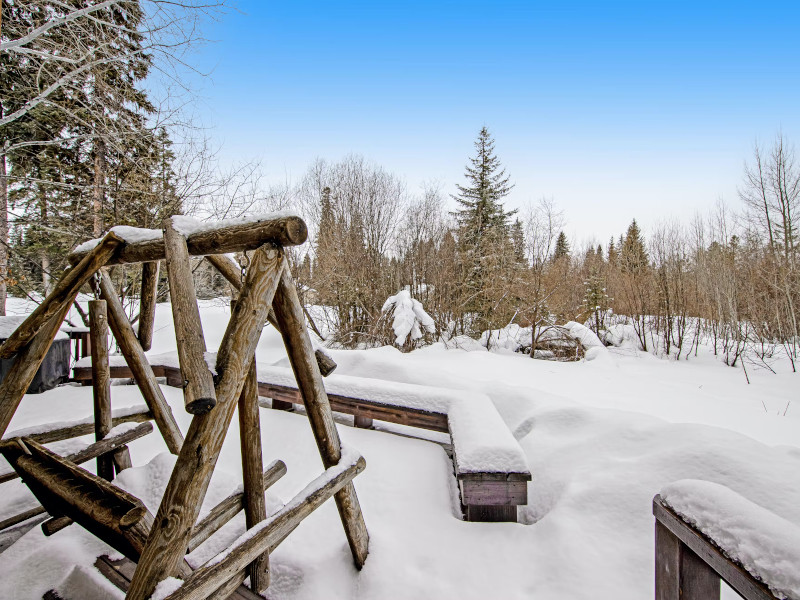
(653, 484, 799, 600)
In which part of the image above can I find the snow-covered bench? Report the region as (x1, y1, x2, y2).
(654, 481, 800, 600)
(73, 353, 532, 522)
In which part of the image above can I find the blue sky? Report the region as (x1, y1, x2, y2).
(184, 1, 800, 243)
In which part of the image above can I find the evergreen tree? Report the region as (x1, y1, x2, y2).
(553, 231, 570, 260)
(451, 127, 516, 246)
(621, 219, 648, 272)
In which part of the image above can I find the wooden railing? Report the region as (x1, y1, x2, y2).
(653, 494, 781, 600)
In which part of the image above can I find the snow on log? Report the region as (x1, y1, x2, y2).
(68, 212, 308, 266)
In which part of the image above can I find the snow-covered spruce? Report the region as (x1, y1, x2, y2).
(381, 290, 435, 348)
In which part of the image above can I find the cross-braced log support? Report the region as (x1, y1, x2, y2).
(126, 245, 285, 600)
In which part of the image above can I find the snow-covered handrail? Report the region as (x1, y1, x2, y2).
(67, 212, 307, 266)
(654, 482, 800, 600)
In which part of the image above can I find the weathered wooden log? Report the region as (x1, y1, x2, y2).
(2, 408, 153, 447)
(271, 268, 370, 569)
(89, 300, 114, 481)
(137, 261, 160, 351)
(0, 423, 152, 485)
(0, 437, 150, 562)
(41, 515, 73, 536)
(188, 459, 286, 553)
(315, 348, 337, 376)
(238, 357, 269, 592)
(126, 245, 284, 600)
(0, 298, 77, 438)
(205, 253, 338, 377)
(0, 232, 123, 359)
(69, 215, 307, 266)
(0, 506, 46, 532)
(164, 218, 217, 415)
(99, 271, 183, 455)
(163, 455, 366, 600)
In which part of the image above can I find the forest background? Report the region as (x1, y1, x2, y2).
(1, 0, 798, 372)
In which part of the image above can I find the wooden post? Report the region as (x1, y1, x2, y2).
(126, 245, 284, 600)
(0, 296, 77, 437)
(98, 272, 183, 455)
(137, 261, 159, 351)
(655, 520, 720, 600)
(238, 357, 269, 592)
(89, 300, 114, 481)
(0, 233, 122, 359)
(271, 268, 369, 569)
(163, 218, 217, 414)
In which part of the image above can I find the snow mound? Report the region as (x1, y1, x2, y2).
(661, 480, 800, 600)
(602, 323, 643, 350)
(563, 321, 605, 349)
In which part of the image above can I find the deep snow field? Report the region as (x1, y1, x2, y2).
(0, 297, 798, 599)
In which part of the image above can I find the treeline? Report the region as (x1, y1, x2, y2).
(290, 130, 799, 370)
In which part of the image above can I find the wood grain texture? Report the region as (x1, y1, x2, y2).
(0, 506, 46, 532)
(163, 456, 366, 600)
(0, 295, 77, 438)
(99, 271, 183, 455)
(237, 356, 269, 592)
(137, 261, 160, 351)
(126, 245, 284, 600)
(271, 268, 369, 569)
(68, 215, 307, 266)
(0, 232, 122, 359)
(653, 495, 775, 600)
(5, 409, 153, 446)
(188, 460, 286, 553)
(164, 218, 217, 415)
(89, 300, 114, 481)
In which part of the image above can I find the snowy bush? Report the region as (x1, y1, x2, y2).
(377, 290, 436, 351)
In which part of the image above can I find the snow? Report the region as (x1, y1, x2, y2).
(661, 480, 800, 600)
(72, 226, 162, 253)
(0, 299, 798, 600)
(381, 290, 435, 346)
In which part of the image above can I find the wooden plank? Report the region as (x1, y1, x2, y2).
(0, 506, 46, 532)
(653, 495, 776, 600)
(0, 232, 122, 359)
(41, 515, 73, 536)
(89, 300, 114, 481)
(137, 261, 160, 351)
(126, 245, 284, 600)
(237, 356, 269, 592)
(69, 215, 307, 266)
(99, 271, 183, 455)
(0, 297, 78, 438)
(188, 460, 286, 553)
(163, 455, 366, 600)
(463, 505, 517, 523)
(164, 218, 217, 415)
(459, 476, 529, 506)
(271, 268, 370, 569)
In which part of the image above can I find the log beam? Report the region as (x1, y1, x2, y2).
(126, 245, 284, 600)
(137, 261, 159, 351)
(0, 232, 122, 359)
(163, 218, 217, 415)
(271, 268, 369, 569)
(99, 272, 183, 454)
(68, 215, 307, 266)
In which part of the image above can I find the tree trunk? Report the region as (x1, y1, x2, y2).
(93, 139, 106, 238)
(0, 150, 7, 316)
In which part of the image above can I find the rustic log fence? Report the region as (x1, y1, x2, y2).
(0, 214, 370, 599)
